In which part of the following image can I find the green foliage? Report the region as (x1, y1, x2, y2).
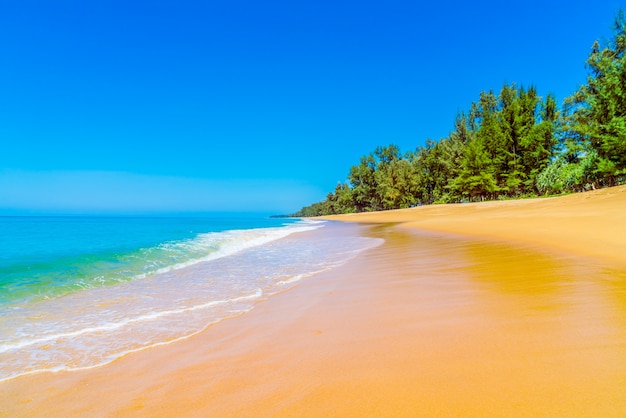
(291, 200, 328, 217)
(536, 160, 579, 195)
(564, 9, 626, 184)
(375, 158, 419, 209)
(348, 154, 379, 212)
(449, 139, 498, 201)
(412, 137, 464, 204)
(291, 9, 626, 217)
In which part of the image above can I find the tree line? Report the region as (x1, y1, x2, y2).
(293, 11, 626, 217)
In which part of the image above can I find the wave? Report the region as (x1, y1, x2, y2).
(0, 220, 382, 383)
(0, 219, 323, 304)
(0, 288, 263, 355)
(134, 220, 325, 278)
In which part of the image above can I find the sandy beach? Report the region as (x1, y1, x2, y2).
(323, 185, 626, 267)
(2, 186, 626, 417)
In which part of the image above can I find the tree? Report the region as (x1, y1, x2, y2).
(473, 90, 506, 192)
(412, 138, 459, 204)
(348, 154, 379, 211)
(292, 10, 626, 216)
(449, 139, 499, 201)
(333, 183, 356, 213)
(564, 9, 626, 185)
(525, 93, 559, 190)
(375, 158, 419, 209)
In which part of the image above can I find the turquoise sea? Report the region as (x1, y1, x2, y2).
(0, 216, 382, 382)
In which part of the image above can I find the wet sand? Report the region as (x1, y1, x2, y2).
(2, 187, 626, 416)
(323, 185, 626, 267)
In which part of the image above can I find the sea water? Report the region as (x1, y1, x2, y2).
(0, 216, 382, 382)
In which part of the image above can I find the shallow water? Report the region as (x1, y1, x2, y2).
(1, 222, 626, 416)
(0, 218, 382, 382)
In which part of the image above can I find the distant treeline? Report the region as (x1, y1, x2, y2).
(293, 11, 626, 217)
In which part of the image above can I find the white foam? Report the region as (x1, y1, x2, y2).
(0, 221, 382, 383)
(131, 222, 324, 279)
(0, 289, 262, 354)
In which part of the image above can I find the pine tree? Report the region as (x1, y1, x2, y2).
(564, 9, 626, 185)
(450, 139, 499, 201)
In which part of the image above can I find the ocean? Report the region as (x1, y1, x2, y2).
(0, 216, 382, 382)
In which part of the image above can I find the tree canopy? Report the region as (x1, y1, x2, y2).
(292, 10, 626, 217)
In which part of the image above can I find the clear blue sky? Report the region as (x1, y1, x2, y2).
(0, 0, 624, 215)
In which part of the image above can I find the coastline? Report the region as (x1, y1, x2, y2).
(2, 187, 626, 416)
(322, 185, 626, 267)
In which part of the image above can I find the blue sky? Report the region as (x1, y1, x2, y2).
(1, 0, 624, 215)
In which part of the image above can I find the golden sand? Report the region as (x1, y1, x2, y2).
(2, 186, 626, 417)
(323, 185, 626, 267)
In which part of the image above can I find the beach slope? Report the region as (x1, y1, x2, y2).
(323, 185, 626, 266)
(2, 186, 626, 417)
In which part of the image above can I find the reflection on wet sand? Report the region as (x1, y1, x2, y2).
(1, 220, 625, 417)
(360, 224, 626, 416)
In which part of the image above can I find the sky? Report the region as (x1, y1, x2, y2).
(1, 0, 624, 215)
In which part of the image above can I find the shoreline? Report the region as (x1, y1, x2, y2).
(322, 185, 626, 267)
(2, 187, 626, 416)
